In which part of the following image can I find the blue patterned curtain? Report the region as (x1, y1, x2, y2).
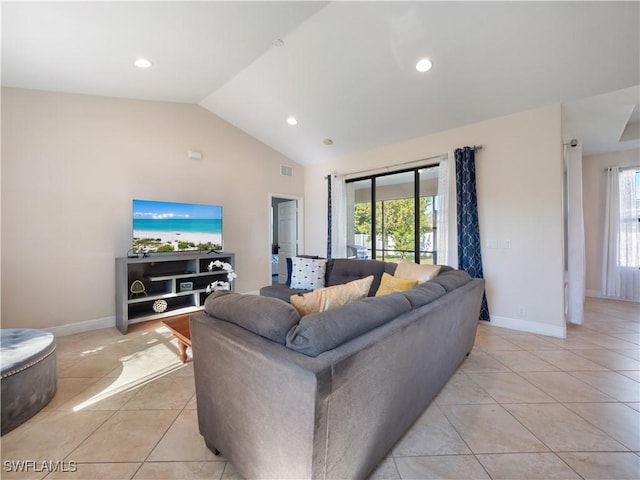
(327, 174, 332, 258)
(455, 147, 490, 321)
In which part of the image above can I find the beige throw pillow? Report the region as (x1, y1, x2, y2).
(394, 260, 441, 283)
(290, 275, 374, 317)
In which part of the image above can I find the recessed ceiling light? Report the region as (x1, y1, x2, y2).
(323, 138, 333, 145)
(134, 58, 153, 69)
(286, 116, 298, 126)
(416, 58, 433, 73)
(273, 38, 284, 47)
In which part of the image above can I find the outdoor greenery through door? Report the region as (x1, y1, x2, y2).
(347, 165, 439, 264)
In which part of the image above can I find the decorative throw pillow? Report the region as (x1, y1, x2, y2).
(290, 275, 374, 317)
(286, 257, 293, 286)
(290, 257, 327, 290)
(394, 260, 442, 283)
(375, 272, 418, 296)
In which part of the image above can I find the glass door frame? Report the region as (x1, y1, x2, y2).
(346, 164, 439, 264)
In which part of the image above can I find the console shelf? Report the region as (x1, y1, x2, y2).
(115, 252, 235, 333)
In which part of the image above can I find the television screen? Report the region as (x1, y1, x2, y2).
(132, 199, 223, 253)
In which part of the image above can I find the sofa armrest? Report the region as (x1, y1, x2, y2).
(259, 284, 311, 303)
(190, 314, 332, 479)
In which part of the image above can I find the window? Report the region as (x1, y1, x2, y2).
(346, 165, 439, 264)
(619, 168, 640, 268)
(602, 166, 640, 300)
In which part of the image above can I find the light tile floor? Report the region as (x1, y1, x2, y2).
(1, 298, 638, 479)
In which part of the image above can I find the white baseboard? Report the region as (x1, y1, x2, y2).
(484, 315, 566, 339)
(46, 316, 116, 337)
(586, 289, 640, 303)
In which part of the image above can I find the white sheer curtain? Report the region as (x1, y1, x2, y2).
(436, 152, 458, 268)
(330, 174, 348, 258)
(603, 167, 621, 296)
(565, 143, 585, 325)
(603, 167, 640, 301)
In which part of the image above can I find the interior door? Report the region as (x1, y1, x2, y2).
(277, 200, 298, 282)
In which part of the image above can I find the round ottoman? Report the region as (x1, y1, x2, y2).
(1, 329, 57, 435)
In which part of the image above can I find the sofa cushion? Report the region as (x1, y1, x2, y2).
(286, 293, 412, 357)
(290, 258, 327, 290)
(290, 276, 373, 316)
(394, 260, 442, 283)
(326, 259, 396, 296)
(375, 273, 418, 296)
(401, 282, 447, 308)
(429, 269, 473, 292)
(204, 291, 300, 344)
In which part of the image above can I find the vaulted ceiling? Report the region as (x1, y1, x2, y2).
(2, 2, 639, 164)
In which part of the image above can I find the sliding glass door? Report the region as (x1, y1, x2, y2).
(346, 165, 438, 264)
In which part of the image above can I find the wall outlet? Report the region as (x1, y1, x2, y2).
(518, 306, 526, 318)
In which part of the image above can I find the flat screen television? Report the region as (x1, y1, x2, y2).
(132, 199, 223, 254)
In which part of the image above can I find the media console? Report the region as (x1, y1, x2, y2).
(115, 252, 235, 333)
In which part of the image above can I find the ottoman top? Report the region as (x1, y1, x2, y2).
(1, 329, 56, 376)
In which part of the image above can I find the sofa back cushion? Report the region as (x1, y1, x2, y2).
(204, 291, 300, 344)
(401, 281, 447, 308)
(429, 269, 473, 292)
(326, 259, 396, 296)
(285, 293, 412, 357)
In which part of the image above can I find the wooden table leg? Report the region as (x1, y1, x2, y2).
(177, 340, 188, 363)
(161, 316, 192, 363)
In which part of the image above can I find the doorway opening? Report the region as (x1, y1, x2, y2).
(269, 194, 303, 285)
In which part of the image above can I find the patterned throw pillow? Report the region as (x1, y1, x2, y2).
(290, 276, 374, 316)
(375, 272, 418, 296)
(290, 257, 327, 290)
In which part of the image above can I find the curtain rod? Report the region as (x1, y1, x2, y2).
(326, 153, 446, 179)
(326, 144, 484, 179)
(604, 165, 640, 172)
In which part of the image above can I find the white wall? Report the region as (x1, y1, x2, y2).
(1, 87, 304, 331)
(582, 148, 640, 297)
(305, 105, 566, 337)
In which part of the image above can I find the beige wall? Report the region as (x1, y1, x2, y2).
(582, 148, 640, 296)
(1, 88, 304, 331)
(305, 105, 566, 337)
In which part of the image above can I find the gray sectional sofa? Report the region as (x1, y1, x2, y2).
(190, 258, 484, 480)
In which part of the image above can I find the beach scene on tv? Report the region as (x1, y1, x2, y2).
(133, 200, 223, 253)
